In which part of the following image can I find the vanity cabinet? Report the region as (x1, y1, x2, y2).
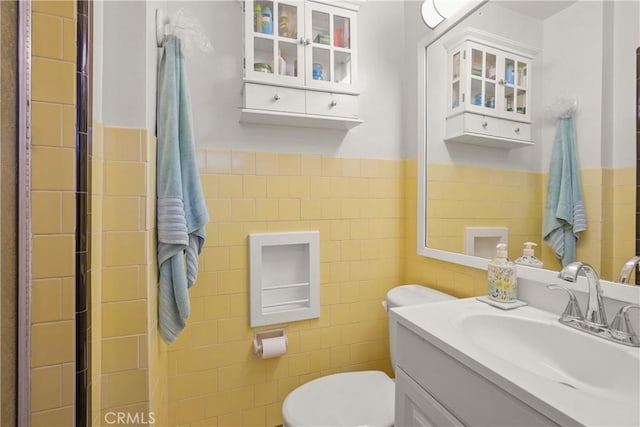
(443, 30, 537, 148)
(394, 322, 558, 427)
(241, 0, 362, 129)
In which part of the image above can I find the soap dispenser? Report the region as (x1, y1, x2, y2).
(488, 243, 517, 302)
(515, 242, 544, 269)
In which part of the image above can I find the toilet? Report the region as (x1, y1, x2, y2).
(282, 284, 456, 427)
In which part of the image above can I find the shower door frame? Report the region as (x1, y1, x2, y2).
(17, 0, 32, 425)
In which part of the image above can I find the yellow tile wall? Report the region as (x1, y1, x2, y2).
(166, 149, 405, 426)
(30, 1, 76, 425)
(604, 167, 635, 280)
(426, 163, 543, 258)
(90, 122, 104, 426)
(93, 125, 167, 426)
(410, 160, 631, 290)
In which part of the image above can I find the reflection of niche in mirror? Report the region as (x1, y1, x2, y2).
(421, 0, 639, 281)
(464, 227, 508, 259)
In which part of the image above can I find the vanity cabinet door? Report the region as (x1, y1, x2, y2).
(395, 368, 464, 427)
(396, 323, 559, 426)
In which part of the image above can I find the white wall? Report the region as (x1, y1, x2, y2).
(94, 0, 637, 163)
(163, 0, 406, 159)
(541, 0, 604, 171)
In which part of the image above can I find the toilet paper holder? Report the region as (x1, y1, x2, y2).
(252, 328, 287, 358)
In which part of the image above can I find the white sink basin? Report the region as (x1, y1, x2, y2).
(457, 311, 640, 403)
(392, 298, 640, 426)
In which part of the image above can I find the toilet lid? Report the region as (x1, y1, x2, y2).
(282, 371, 395, 427)
(386, 284, 454, 309)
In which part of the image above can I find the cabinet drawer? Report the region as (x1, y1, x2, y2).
(396, 323, 558, 426)
(306, 91, 358, 118)
(464, 114, 531, 142)
(244, 83, 305, 114)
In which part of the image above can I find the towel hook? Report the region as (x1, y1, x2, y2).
(156, 8, 170, 47)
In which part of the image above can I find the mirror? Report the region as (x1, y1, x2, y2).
(419, 0, 639, 282)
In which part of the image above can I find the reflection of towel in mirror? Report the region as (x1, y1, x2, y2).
(543, 116, 586, 267)
(156, 35, 209, 344)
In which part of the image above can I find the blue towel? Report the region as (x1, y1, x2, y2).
(156, 35, 209, 344)
(543, 115, 586, 266)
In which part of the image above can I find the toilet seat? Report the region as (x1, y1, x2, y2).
(282, 370, 395, 427)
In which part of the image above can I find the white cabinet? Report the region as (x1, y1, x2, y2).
(241, 0, 362, 129)
(394, 322, 559, 426)
(443, 29, 538, 148)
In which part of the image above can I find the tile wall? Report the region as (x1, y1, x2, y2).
(636, 46, 640, 283)
(30, 1, 77, 424)
(90, 124, 166, 426)
(426, 163, 542, 257)
(164, 150, 405, 426)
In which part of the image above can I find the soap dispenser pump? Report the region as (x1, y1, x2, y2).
(488, 243, 517, 302)
(515, 242, 544, 269)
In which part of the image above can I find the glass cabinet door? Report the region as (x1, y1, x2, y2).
(466, 44, 497, 114)
(306, 2, 356, 91)
(450, 50, 462, 111)
(246, 0, 304, 85)
(501, 56, 528, 116)
(501, 55, 528, 117)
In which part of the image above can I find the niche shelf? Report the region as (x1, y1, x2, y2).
(249, 231, 320, 327)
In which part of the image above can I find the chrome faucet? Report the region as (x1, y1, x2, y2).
(548, 262, 640, 347)
(557, 261, 608, 328)
(609, 304, 640, 346)
(617, 255, 640, 284)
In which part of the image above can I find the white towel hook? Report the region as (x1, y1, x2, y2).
(155, 8, 213, 55)
(545, 95, 578, 120)
(156, 8, 169, 47)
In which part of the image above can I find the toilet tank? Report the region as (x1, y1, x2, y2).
(386, 285, 456, 376)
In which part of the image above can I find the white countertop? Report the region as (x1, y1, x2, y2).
(392, 298, 640, 427)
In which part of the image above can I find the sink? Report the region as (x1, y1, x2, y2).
(456, 312, 640, 403)
(392, 297, 640, 426)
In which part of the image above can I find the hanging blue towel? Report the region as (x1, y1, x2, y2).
(543, 115, 586, 266)
(156, 35, 209, 344)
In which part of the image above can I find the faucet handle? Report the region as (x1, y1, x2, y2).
(618, 256, 640, 284)
(609, 304, 640, 345)
(547, 284, 583, 322)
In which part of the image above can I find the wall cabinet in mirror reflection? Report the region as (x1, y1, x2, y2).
(443, 29, 537, 149)
(241, 0, 362, 130)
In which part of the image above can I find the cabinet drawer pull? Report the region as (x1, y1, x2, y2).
(330, 100, 338, 107)
(514, 127, 520, 133)
(273, 93, 281, 101)
(481, 121, 488, 128)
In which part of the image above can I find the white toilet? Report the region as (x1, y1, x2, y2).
(282, 284, 456, 427)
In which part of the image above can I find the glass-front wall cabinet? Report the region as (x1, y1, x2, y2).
(448, 40, 531, 123)
(244, 0, 357, 93)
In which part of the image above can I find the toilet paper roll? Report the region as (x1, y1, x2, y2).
(260, 336, 287, 359)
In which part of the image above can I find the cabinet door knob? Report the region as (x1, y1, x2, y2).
(299, 37, 306, 45)
(273, 93, 281, 101)
(304, 38, 311, 45)
(514, 127, 520, 133)
(481, 121, 488, 128)
(330, 100, 338, 107)
(498, 79, 506, 85)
